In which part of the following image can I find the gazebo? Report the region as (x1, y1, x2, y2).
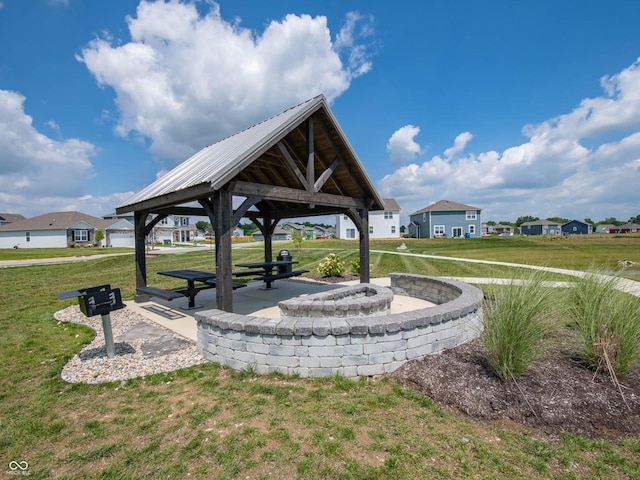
(116, 95, 385, 313)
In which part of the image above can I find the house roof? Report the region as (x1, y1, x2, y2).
(381, 198, 400, 211)
(0, 213, 26, 223)
(520, 219, 561, 226)
(116, 94, 384, 219)
(562, 219, 589, 226)
(410, 199, 482, 216)
(0, 211, 119, 232)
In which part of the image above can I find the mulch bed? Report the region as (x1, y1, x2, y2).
(391, 339, 640, 440)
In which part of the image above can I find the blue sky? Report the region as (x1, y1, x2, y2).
(1, 0, 639, 226)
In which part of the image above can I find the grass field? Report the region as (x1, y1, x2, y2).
(1, 236, 639, 479)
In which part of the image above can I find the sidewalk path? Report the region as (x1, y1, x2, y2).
(371, 250, 640, 297)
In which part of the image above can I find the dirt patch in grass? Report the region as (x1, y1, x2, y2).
(391, 338, 640, 440)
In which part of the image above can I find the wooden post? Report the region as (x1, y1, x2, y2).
(213, 188, 234, 312)
(358, 206, 370, 283)
(263, 213, 273, 263)
(134, 210, 148, 303)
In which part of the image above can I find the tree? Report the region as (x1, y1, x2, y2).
(629, 214, 640, 224)
(486, 220, 496, 226)
(94, 229, 104, 247)
(547, 217, 569, 224)
(584, 218, 595, 226)
(292, 230, 303, 251)
(239, 222, 258, 236)
(602, 217, 624, 226)
(195, 221, 210, 234)
(515, 216, 539, 227)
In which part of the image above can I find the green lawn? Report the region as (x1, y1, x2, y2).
(1, 238, 639, 479)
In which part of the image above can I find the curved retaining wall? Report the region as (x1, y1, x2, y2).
(195, 274, 484, 378)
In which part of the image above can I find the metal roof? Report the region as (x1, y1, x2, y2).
(117, 94, 384, 216)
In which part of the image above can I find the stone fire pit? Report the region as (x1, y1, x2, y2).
(278, 284, 393, 318)
(196, 273, 484, 378)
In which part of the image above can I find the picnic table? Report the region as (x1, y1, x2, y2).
(234, 260, 308, 289)
(156, 269, 216, 309)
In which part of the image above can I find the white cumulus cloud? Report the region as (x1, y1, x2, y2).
(78, 0, 376, 162)
(386, 125, 422, 166)
(380, 57, 640, 222)
(0, 89, 98, 215)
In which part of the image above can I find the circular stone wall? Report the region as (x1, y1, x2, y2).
(195, 274, 484, 378)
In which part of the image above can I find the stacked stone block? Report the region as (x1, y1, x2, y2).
(196, 274, 484, 378)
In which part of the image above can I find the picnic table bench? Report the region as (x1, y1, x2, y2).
(235, 261, 308, 289)
(137, 269, 248, 309)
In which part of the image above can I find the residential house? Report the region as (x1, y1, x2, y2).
(106, 212, 197, 244)
(610, 223, 640, 234)
(519, 219, 562, 236)
(281, 222, 316, 239)
(0, 211, 135, 248)
(561, 220, 592, 235)
(0, 213, 26, 226)
(336, 198, 401, 239)
(483, 223, 515, 236)
(408, 200, 482, 239)
(252, 226, 291, 241)
(596, 224, 615, 234)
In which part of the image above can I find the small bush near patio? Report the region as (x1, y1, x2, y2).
(482, 271, 558, 380)
(567, 273, 640, 378)
(317, 252, 346, 277)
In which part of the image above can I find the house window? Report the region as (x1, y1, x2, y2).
(74, 230, 88, 242)
(343, 215, 349, 220)
(391, 226, 396, 234)
(346, 228, 356, 239)
(434, 225, 445, 237)
(572, 226, 577, 232)
(423, 213, 427, 222)
(25, 231, 30, 242)
(384, 211, 393, 219)
(466, 211, 477, 220)
(159, 217, 168, 225)
(369, 226, 374, 234)
(181, 217, 189, 226)
(469, 225, 476, 234)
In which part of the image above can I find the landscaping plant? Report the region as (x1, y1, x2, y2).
(566, 272, 640, 378)
(482, 271, 558, 380)
(317, 252, 346, 277)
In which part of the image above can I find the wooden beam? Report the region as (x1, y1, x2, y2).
(313, 156, 340, 193)
(232, 196, 260, 226)
(358, 207, 370, 283)
(116, 182, 214, 214)
(213, 188, 234, 312)
(134, 211, 148, 302)
(277, 141, 310, 192)
(306, 118, 315, 189)
(230, 181, 364, 209)
(314, 115, 367, 199)
(151, 206, 207, 217)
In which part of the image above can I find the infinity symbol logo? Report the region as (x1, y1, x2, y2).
(8, 461, 29, 471)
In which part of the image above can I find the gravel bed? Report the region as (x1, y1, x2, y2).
(55, 306, 207, 384)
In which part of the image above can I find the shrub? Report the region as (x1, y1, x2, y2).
(482, 271, 557, 380)
(317, 253, 346, 277)
(566, 273, 640, 378)
(350, 258, 360, 276)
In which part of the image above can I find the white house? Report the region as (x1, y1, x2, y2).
(0, 211, 135, 249)
(336, 198, 401, 239)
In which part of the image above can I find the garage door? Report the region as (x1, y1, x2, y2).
(109, 232, 134, 247)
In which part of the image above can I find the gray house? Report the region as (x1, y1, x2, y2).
(519, 219, 561, 236)
(408, 200, 482, 239)
(561, 220, 592, 235)
(0, 211, 135, 248)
